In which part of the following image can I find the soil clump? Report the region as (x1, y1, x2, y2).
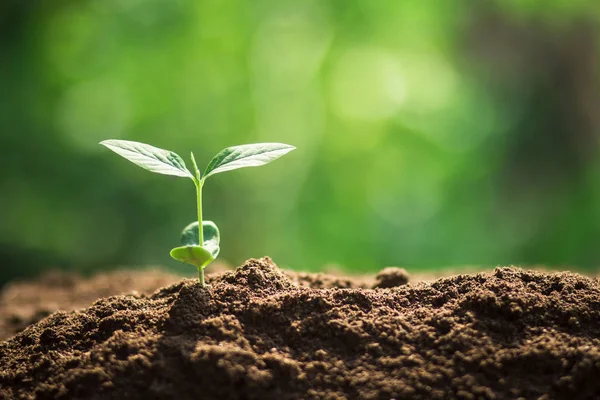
(1, 258, 600, 399)
(373, 267, 410, 288)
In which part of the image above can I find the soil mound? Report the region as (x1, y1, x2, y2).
(0, 269, 180, 341)
(0, 262, 373, 342)
(1, 258, 600, 399)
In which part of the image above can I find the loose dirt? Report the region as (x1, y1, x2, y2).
(0, 269, 181, 342)
(0, 264, 368, 342)
(1, 257, 599, 399)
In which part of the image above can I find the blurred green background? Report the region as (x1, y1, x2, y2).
(2, 0, 600, 284)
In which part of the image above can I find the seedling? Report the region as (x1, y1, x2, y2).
(100, 139, 295, 286)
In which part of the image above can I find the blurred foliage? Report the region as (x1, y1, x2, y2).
(1, 0, 600, 283)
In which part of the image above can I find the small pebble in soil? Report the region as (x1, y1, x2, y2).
(373, 267, 410, 288)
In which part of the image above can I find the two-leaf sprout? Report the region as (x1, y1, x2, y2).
(100, 140, 295, 287)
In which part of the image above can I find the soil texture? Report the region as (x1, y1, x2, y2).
(1, 258, 600, 399)
(0, 269, 181, 342)
(0, 264, 375, 342)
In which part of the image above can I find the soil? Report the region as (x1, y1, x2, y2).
(1, 258, 600, 399)
(0, 269, 181, 342)
(0, 264, 369, 342)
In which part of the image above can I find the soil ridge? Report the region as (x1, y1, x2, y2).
(1, 258, 600, 399)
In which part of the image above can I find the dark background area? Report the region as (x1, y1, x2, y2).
(1, 0, 599, 284)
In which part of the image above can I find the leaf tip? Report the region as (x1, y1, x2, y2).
(99, 139, 116, 148)
(279, 143, 296, 155)
(277, 143, 296, 152)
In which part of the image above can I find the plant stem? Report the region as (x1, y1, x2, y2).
(196, 184, 206, 287)
(190, 152, 206, 287)
(196, 179, 204, 245)
(199, 267, 205, 286)
(190, 152, 204, 245)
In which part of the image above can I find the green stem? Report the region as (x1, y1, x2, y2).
(196, 179, 204, 245)
(190, 152, 204, 246)
(199, 267, 205, 286)
(190, 152, 206, 287)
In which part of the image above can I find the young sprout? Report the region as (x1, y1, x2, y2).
(100, 140, 295, 286)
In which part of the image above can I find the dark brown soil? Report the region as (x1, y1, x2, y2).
(0, 264, 373, 342)
(0, 269, 181, 342)
(373, 267, 410, 288)
(1, 258, 600, 399)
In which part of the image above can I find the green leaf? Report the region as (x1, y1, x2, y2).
(170, 221, 220, 269)
(169, 246, 215, 270)
(179, 221, 220, 257)
(100, 139, 193, 178)
(203, 143, 295, 179)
